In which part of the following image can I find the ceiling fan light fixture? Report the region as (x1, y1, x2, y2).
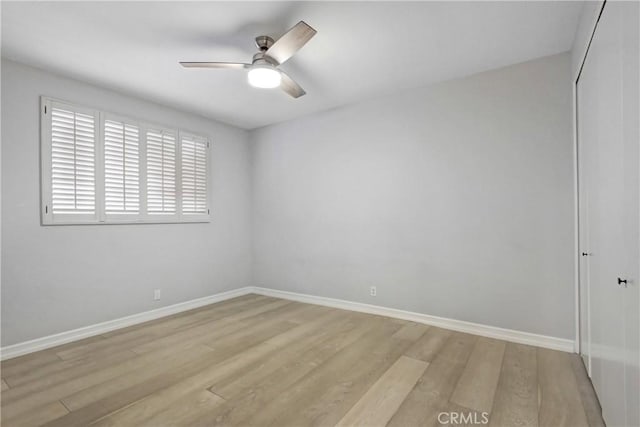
(248, 65, 281, 89)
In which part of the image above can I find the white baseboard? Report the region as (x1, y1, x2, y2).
(0, 287, 254, 361)
(252, 287, 575, 353)
(1, 285, 574, 360)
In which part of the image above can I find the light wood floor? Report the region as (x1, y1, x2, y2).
(1, 294, 604, 427)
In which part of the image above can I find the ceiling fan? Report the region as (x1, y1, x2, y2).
(180, 21, 317, 98)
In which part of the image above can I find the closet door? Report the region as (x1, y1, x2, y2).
(583, 9, 626, 421)
(577, 2, 639, 425)
(620, 2, 639, 425)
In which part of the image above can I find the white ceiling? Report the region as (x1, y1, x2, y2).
(2, 1, 583, 129)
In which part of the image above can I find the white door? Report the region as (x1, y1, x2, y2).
(582, 9, 626, 420)
(577, 2, 639, 426)
(619, 2, 639, 425)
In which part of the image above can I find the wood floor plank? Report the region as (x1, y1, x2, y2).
(137, 390, 225, 426)
(387, 331, 478, 427)
(277, 302, 334, 324)
(569, 355, 605, 427)
(1, 349, 65, 379)
(404, 326, 452, 362)
(391, 322, 429, 341)
(489, 343, 538, 427)
(56, 332, 156, 362)
(538, 348, 590, 427)
(3, 349, 139, 391)
(1, 400, 69, 427)
(200, 304, 328, 350)
(335, 355, 428, 427)
(450, 336, 506, 413)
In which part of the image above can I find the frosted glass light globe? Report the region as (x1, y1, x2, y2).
(248, 65, 281, 89)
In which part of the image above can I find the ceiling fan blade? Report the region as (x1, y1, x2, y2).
(179, 62, 250, 69)
(265, 21, 317, 65)
(279, 71, 306, 98)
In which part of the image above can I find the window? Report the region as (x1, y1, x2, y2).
(41, 97, 210, 224)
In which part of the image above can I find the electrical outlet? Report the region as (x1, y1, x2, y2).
(154, 289, 161, 300)
(370, 286, 377, 297)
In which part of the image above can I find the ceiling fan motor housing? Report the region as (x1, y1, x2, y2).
(255, 36, 274, 51)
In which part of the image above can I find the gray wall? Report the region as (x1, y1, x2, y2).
(1, 60, 252, 346)
(251, 53, 575, 339)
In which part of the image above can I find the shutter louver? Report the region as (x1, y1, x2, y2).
(181, 134, 208, 215)
(104, 120, 140, 214)
(146, 128, 176, 214)
(51, 107, 96, 214)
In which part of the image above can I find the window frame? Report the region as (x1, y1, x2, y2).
(40, 96, 211, 225)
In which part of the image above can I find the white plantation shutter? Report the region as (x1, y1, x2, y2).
(104, 119, 140, 214)
(42, 97, 210, 224)
(181, 133, 208, 215)
(146, 128, 177, 215)
(50, 106, 96, 216)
